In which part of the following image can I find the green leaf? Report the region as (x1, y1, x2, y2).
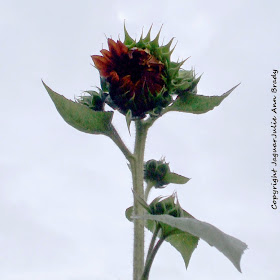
(135, 214, 247, 272)
(125, 207, 199, 269)
(126, 109, 132, 135)
(163, 172, 190, 185)
(43, 81, 113, 134)
(169, 84, 240, 114)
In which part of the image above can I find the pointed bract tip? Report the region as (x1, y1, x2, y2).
(179, 56, 190, 67)
(151, 24, 163, 46)
(160, 37, 175, 54)
(166, 37, 175, 48)
(140, 26, 144, 40)
(143, 24, 153, 42)
(123, 22, 135, 45)
(169, 40, 178, 54)
(226, 83, 241, 94)
(42, 80, 50, 91)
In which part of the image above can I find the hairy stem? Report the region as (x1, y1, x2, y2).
(141, 236, 166, 280)
(144, 181, 153, 202)
(131, 120, 148, 280)
(107, 125, 134, 162)
(145, 224, 161, 268)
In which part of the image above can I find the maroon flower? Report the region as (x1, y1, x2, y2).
(92, 39, 166, 117)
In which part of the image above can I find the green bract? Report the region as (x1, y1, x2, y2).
(123, 25, 199, 98)
(144, 159, 190, 188)
(77, 90, 105, 111)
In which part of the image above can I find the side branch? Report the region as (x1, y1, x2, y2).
(107, 125, 134, 162)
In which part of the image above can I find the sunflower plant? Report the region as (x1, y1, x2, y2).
(43, 25, 247, 280)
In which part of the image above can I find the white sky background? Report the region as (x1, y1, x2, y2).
(1, 0, 279, 279)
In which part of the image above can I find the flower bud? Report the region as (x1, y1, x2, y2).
(144, 159, 170, 188)
(149, 195, 183, 218)
(148, 194, 183, 237)
(91, 25, 200, 118)
(77, 90, 105, 111)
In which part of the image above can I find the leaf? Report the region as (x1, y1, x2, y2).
(164, 172, 190, 185)
(125, 207, 199, 269)
(135, 214, 247, 272)
(43, 81, 113, 134)
(169, 84, 240, 114)
(126, 109, 132, 135)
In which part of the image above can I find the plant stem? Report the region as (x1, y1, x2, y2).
(144, 181, 153, 202)
(107, 125, 134, 162)
(141, 236, 166, 280)
(131, 120, 148, 280)
(145, 224, 161, 268)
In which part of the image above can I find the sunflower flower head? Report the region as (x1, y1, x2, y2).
(91, 25, 199, 118)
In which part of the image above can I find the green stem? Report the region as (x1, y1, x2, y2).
(141, 236, 166, 280)
(145, 224, 161, 268)
(144, 181, 153, 202)
(131, 120, 149, 280)
(107, 125, 134, 163)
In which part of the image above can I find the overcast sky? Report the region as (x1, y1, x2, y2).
(1, 0, 280, 279)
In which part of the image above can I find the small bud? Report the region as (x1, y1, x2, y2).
(149, 195, 183, 218)
(144, 159, 170, 188)
(145, 159, 190, 188)
(77, 90, 105, 111)
(148, 194, 183, 237)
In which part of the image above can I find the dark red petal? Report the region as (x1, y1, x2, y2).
(108, 38, 122, 57)
(91, 55, 108, 68)
(117, 40, 128, 54)
(109, 71, 120, 83)
(134, 79, 144, 92)
(100, 49, 113, 60)
(119, 75, 133, 90)
(91, 55, 111, 77)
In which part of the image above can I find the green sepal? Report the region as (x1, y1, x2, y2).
(43, 81, 113, 135)
(79, 90, 104, 111)
(169, 84, 240, 114)
(125, 206, 199, 269)
(149, 26, 162, 49)
(100, 77, 109, 92)
(124, 23, 136, 47)
(135, 30, 146, 49)
(163, 172, 190, 185)
(126, 109, 132, 135)
(172, 70, 201, 93)
(142, 25, 152, 43)
(168, 60, 187, 80)
(158, 37, 174, 55)
(144, 159, 190, 188)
